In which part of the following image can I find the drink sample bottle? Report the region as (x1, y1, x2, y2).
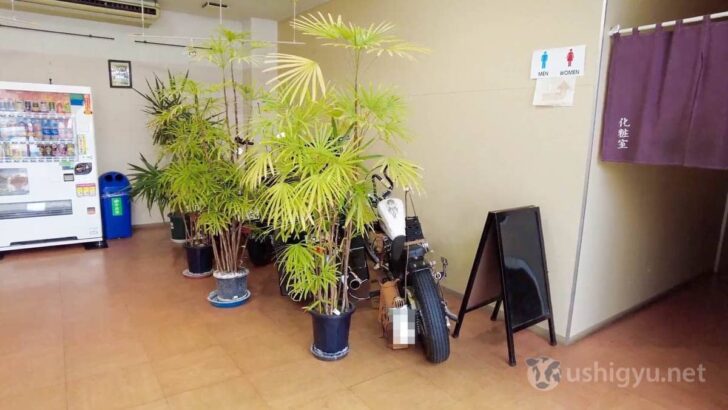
(58, 121, 66, 140)
(32, 119, 42, 139)
(51, 119, 59, 138)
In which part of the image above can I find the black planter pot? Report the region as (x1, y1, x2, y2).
(310, 305, 356, 361)
(185, 244, 213, 274)
(168, 213, 186, 244)
(246, 234, 275, 266)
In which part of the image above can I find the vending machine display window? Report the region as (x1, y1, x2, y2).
(0, 90, 77, 164)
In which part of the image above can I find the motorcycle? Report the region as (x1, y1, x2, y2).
(269, 167, 455, 363)
(365, 168, 455, 364)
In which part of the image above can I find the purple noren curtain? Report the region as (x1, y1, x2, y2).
(601, 18, 728, 170)
(685, 19, 728, 168)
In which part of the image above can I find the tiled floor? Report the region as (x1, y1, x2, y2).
(0, 226, 726, 409)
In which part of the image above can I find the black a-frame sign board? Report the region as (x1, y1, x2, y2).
(453, 206, 556, 366)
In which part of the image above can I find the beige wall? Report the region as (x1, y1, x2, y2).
(0, 10, 276, 225)
(280, 0, 606, 337)
(569, 0, 728, 338)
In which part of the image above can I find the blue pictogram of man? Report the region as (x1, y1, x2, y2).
(541, 51, 549, 70)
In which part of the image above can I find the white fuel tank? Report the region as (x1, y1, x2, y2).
(377, 197, 406, 240)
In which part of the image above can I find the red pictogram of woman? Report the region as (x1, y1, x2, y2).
(566, 49, 575, 67)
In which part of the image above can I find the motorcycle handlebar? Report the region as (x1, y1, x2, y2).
(371, 166, 394, 199)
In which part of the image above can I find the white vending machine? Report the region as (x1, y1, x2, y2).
(0, 82, 104, 256)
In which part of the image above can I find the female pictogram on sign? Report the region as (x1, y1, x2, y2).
(566, 49, 574, 67)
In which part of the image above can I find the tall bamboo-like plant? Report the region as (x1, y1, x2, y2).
(160, 81, 255, 259)
(246, 14, 426, 314)
(197, 29, 268, 151)
(159, 81, 216, 246)
(176, 29, 265, 272)
(131, 29, 266, 270)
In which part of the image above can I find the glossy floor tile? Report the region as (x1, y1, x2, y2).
(66, 363, 164, 410)
(0, 384, 66, 410)
(164, 377, 269, 410)
(0, 226, 726, 409)
(151, 345, 242, 396)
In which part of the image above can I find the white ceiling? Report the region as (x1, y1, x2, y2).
(158, 0, 329, 21)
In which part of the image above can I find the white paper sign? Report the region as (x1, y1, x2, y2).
(533, 77, 576, 106)
(530, 45, 586, 79)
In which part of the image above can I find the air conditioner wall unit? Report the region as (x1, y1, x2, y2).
(12, 0, 160, 26)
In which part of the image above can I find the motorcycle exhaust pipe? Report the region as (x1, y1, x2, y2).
(348, 270, 367, 291)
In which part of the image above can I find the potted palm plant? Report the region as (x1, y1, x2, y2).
(130, 71, 190, 243)
(196, 29, 267, 305)
(198, 157, 256, 304)
(134, 29, 266, 284)
(161, 90, 220, 277)
(154, 28, 264, 298)
(246, 13, 426, 360)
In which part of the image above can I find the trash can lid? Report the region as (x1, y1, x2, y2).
(99, 172, 130, 188)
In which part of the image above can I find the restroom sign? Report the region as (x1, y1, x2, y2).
(530, 45, 586, 79)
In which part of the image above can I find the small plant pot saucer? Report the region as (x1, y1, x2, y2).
(182, 269, 213, 279)
(310, 344, 350, 361)
(207, 290, 251, 308)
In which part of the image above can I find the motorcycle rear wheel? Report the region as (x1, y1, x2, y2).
(411, 269, 450, 363)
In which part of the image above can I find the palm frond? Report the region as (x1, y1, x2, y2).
(264, 53, 326, 104)
(291, 12, 349, 40)
(345, 181, 378, 236)
(127, 154, 169, 218)
(292, 12, 429, 58)
(258, 182, 308, 236)
(376, 157, 423, 193)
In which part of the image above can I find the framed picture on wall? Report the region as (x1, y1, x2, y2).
(108, 60, 132, 88)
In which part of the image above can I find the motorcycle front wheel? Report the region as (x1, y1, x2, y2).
(411, 269, 450, 363)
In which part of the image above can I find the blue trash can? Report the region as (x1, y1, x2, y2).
(99, 172, 132, 239)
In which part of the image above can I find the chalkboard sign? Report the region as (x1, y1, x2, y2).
(453, 206, 556, 366)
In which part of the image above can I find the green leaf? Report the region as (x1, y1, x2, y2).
(263, 53, 326, 104)
(292, 12, 430, 58)
(376, 157, 423, 193)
